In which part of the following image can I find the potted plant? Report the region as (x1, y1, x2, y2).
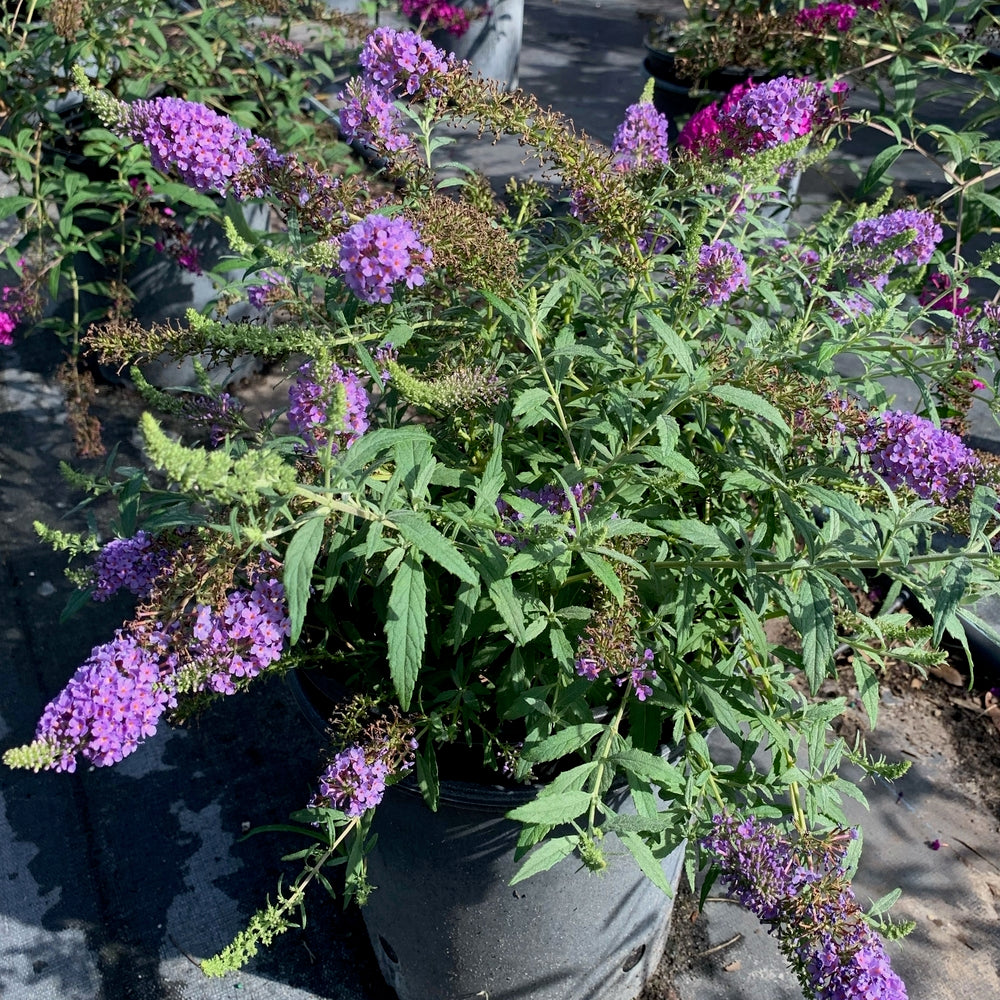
(0, 0, 366, 414)
(6, 20, 1000, 1000)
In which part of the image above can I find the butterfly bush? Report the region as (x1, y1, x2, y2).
(14, 21, 1000, 990)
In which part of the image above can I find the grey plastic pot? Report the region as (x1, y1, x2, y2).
(288, 669, 685, 1000)
(430, 0, 524, 91)
(360, 766, 684, 1000)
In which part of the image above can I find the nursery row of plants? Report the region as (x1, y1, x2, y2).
(4, 2, 1000, 999)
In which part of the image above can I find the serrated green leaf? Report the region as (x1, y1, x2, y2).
(386, 551, 426, 710)
(506, 790, 592, 826)
(488, 575, 526, 642)
(510, 835, 578, 885)
(619, 831, 675, 896)
(580, 550, 625, 603)
(283, 515, 326, 644)
(933, 556, 971, 647)
(522, 723, 605, 763)
(608, 750, 682, 792)
(390, 509, 476, 584)
(787, 573, 836, 691)
(710, 384, 788, 433)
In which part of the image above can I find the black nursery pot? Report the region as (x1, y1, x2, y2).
(289, 668, 686, 1000)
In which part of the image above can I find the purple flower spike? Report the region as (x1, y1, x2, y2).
(313, 745, 391, 817)
(611, 102, 671, 172)
(34, 627, 179, 772)
(359, 27, 452, 98)
(125, 97, 275, 198)
(336, 213, 432, 304)
(696, 240, 750, 305)
(338, 77, 415, 156)
(91, 531, 171, 602)
(846, 210, 943, 290)
(288, 361, 370, 455)
(857, 410, 979, 501)
(703, 815, 908, 1000)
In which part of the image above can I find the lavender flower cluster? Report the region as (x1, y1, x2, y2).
(495, 481, 601, 546)
(31, 559, 290, 772)
(358, 25, 452, 98)
(90, 530, 171, 602)
(336, 213, 432, 304)
(857, 410, 980, 501)
(610, 101, 671, 172)
(575, 640, 658, 701)
(191, 575, 290, 696)
(125, 97, 274, 197)
(696, 240, 750, 305)
(845, 209, 942, 291)
(34, 626, 178, 772)
(287, 360, 371, 454)
(703, 815, 907, 1000)
(311, 735, 418, 817)
(313, 745, 391, 817)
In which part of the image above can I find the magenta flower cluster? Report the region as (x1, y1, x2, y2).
(611, 102, 671, 172)
(0, 278, 30, 347)
(288, 360, 371, 455)
(191, 575, 291, 696)
(679, 77, 844, 159)
(795, 2, 859, 32)
(34, 626, 179, 772)
(857, 410, 980, 501)
(677, 80, 754, 156)
(91, 530, 171, 602)
(336, 213, 432, 304)
(125, 97, 274, 197)
(919, 272, 971, 317)
(696, 240, 750, 305)
(703, 815, 907, 1000)
(401, 0, 472, 36)
(845, 209, 942, 291)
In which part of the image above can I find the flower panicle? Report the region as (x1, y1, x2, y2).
(386, 359, 507, 413)
(703, 815, 908, 1000)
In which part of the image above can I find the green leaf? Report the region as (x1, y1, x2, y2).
(607, 750, 682, 792)
(932, 556, 971, 648)
(510, 835, 578, 885)
(522, 723, 605, 763)
(579, 550, 625, 603)
(390, 509, 477, 584)
(857, 144, 905, 199)
(386, 551, 426, 710)
(416, 743, 439, 812)
(506, 790, 592, 826)
(709, 384, 788, 433)
(283, 515, 326, 644)
(787, 573, 837, 691)
(619, 831, 675, 896)
(488, 575, 526, 643)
